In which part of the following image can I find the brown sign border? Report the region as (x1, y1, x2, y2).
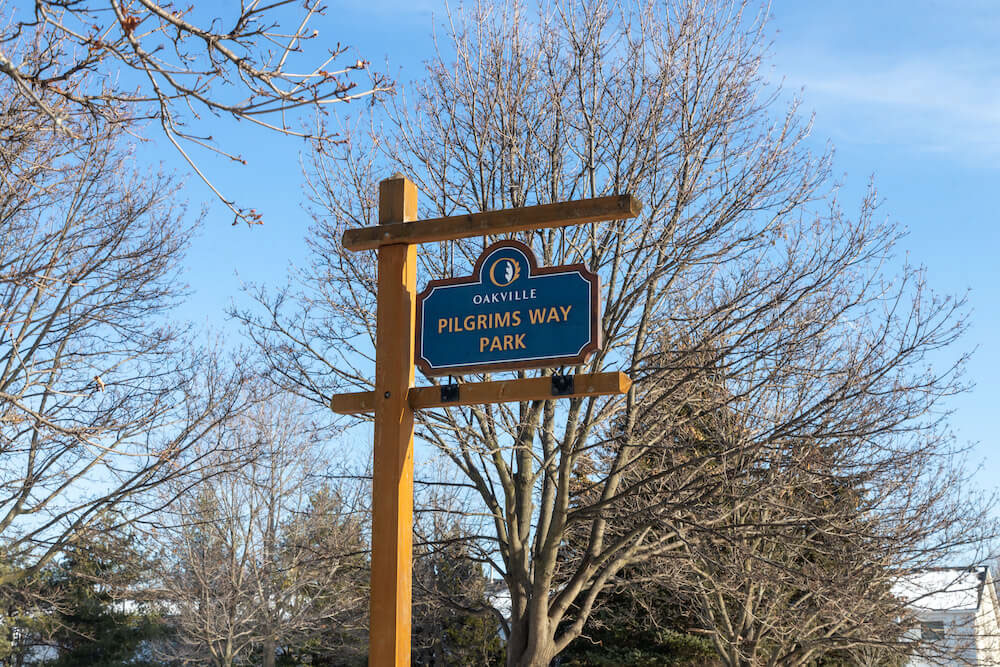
(415, 240, 601, 376)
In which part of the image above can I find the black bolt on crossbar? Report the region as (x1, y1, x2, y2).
(550, 374, 574, 396)
(440, 383, 460, 403)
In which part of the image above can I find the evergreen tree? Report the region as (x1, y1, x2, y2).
(39, 535, 167, 667)
(275, 485, 370, 667)
(412, 523, 503, 666)
(560, 581, 717, 666)
(0, 560, 50, 667)
(0, 528, 168, 667)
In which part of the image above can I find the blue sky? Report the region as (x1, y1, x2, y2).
(165, 2, 998, 493)
(767, 1, 1000, 492)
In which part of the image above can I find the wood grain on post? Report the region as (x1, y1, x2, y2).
(341, 194, 642, 251)
(369, 174, 418, 667)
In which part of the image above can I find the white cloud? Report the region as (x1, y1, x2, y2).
(773, 51, 1000, 162)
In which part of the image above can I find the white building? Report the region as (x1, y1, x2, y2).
(894, 566, 1000, 666)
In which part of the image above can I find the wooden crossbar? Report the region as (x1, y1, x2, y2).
(330, 372, 631, 415)
(341, 194, 642, 252)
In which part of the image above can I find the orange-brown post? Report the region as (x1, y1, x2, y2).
(370, 174, 418, 666)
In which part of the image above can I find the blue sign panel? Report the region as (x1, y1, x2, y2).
(415, 241, 600, 375)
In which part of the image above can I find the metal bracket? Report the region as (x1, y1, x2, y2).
(550, 374, 574, 396)
(440, 383, 460, 403)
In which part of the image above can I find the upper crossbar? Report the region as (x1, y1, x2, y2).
(341, 194, 642, 251)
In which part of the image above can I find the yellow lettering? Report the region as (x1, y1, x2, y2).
(529, 308, 544, 324)
(511, 310, 521, 326)
(479, 337, 489, 352)
(438, 318, 448, 334)
(489, 336, 503, 352)
(495, 312, 510, 328)
(464, 315, 476, 331)
(515, 333, 526, 349)
(478, 314, 488, 330)
(559, 305, 572, 320)
(503, 334, 513, 350)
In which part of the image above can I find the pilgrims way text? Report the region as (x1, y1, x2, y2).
(437, 305, 574, 351)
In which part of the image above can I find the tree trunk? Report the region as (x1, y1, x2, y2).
(506, 613, 557, 667)
(506, 616, 528, 667)
(514, 643, 557, 667)
(263, 635, 276, 667)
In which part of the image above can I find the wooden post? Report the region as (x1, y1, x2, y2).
(370, 174, 418, 666)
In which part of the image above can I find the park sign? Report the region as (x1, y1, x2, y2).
(330, 180, 639, 667)
(415, 240, 600, 375)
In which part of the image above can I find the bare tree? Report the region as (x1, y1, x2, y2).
(615, 360, 984, 666)
(0, 108, 248, 589)
(153, 394, 369, 667)
(0, 0, 392, 224)
(235, 1, 993, 664)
